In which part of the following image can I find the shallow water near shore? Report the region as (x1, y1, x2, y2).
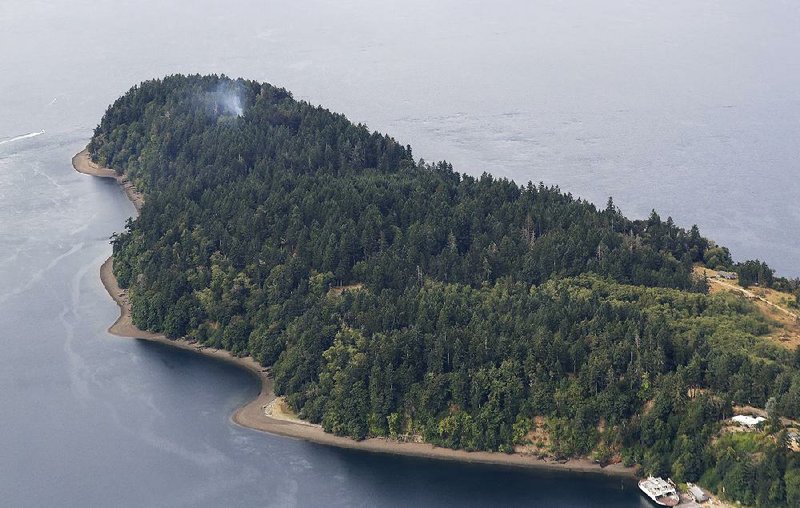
(1, 0, 798, 505)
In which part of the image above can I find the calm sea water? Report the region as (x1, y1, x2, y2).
(1, 0, 797, 505)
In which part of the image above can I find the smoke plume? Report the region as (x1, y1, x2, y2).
(209, 81, 244, 117)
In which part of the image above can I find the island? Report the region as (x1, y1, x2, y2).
(75, 74, 800, 506)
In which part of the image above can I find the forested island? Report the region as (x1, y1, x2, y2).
(86, 74, 800, 506)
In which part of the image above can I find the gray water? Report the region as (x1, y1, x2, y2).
(0, 0, 797, 506)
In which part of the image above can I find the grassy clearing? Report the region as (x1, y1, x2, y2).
(695, 266, 800, 349)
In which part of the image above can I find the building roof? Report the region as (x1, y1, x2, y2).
(689, 485, 708, 501)
(732, 415, 766, 426)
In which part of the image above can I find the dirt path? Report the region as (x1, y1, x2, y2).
(698, 267, 800, 348)
(710, 277, 799, 320)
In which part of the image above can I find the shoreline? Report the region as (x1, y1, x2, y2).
(72, 149, 145, 211)
(74, 147, 637, 478)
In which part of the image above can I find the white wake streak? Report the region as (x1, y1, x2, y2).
(0, 130, 45, 146)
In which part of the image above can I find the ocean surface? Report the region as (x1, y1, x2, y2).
(0, 0, 797, 506)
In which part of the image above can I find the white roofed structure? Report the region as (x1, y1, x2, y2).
(732, 415, 766, 427)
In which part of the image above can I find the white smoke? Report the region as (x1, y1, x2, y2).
(211, 82, 244, 117)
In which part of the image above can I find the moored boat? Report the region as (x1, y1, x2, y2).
(638, 476, 680, 506)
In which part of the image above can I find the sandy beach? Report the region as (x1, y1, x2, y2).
(74, 147, 637, 478)
(72, 149, 145, 211)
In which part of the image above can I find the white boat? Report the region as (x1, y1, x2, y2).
(638, 476, 680, 506)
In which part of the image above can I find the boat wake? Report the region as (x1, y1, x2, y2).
(0, 130, 45, 146)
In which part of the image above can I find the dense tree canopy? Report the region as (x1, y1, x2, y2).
(92, 75, 800, 506)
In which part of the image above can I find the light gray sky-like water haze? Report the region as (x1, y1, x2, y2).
(0, 0, 798, 272)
